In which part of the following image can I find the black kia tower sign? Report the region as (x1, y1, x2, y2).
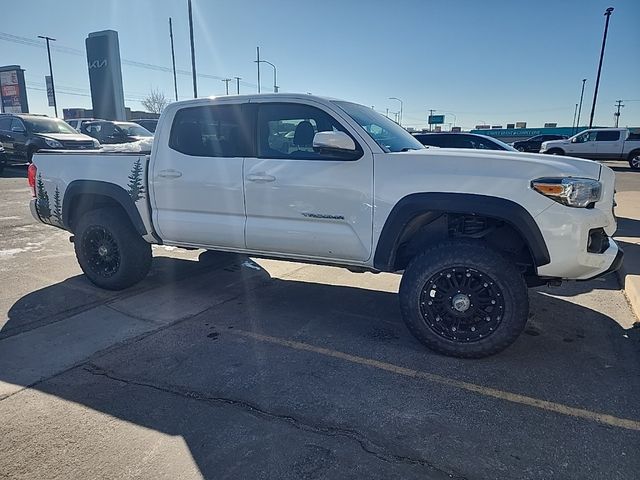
(85, 30, 126, 120)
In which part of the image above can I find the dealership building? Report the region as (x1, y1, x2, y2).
(470, 125, 586, 142)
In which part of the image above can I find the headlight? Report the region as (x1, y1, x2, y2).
(92, 139, 101, 148)
(44, 138, 63, 148)
(531, 177, 601, 208)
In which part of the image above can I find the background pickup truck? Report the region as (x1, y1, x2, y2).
(29, 94, 621, 358)
(540, 127, 640, 168)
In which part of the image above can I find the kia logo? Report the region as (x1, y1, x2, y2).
(88, 59, 108, 69)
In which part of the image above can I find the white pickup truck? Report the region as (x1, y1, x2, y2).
(540, 127, 640, 168)
(29, 94, 622, 358)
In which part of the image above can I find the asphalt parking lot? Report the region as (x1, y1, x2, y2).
(1, 164, 639, 479)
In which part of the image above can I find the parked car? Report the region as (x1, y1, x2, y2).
(66, 117, 98, 132)
(0, 142, 7, 175)
(413, 132, 518, 151)
(81, 120, 153, 144)
(29, 94, 620, 359)
(512, 134, 568, 152)
(132, 118, 158, 133)
(0, 113, 100, 163)
(540, 128, 640, 168)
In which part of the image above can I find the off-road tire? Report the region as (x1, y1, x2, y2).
(74, 207, 152, 290)
(399, 239, 529, 358)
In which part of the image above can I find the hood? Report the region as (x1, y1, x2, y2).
(542, 138, 570, 147)
(34, 132, 95, 142)
(399, 148, 602, 180)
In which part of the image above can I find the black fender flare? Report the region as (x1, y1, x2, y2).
(62, 180, 147, 235)
(373, 192, 550, 271)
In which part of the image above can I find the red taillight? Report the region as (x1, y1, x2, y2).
(28, 163, 37, 198)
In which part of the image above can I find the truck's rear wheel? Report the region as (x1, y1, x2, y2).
(399, 240, 529, 358)
(628, 151, 640, 170)
(74, 208, 152, 290)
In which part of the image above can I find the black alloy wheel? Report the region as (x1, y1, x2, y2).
(82, 225, 121, 278)
(419, 267, 505, 343)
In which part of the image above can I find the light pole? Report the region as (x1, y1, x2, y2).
(589, 7, 614, 128)
(576, 78, 586, 134)
(255, 59, 278, 93)
(442, 112, 457, 127)
(187, 0, 197, 98)
(389, 97, 403, 126)
(572, 103, 578, 132)
(37, 35, 57, 117)
(168, 18, 178, 101)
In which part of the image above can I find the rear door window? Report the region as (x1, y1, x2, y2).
(169, 104, 253, 157)
(0, 117, 11, 131)
(596, 130, 620, 141)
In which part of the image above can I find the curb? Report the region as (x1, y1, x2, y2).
(617, 265, 640, 326)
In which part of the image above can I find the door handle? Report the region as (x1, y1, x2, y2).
(157, 169, 183, 179)
(246, 173, 276, 183)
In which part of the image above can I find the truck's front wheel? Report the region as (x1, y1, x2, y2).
(74, 208, 152, 290)
(399, 240, 528, 358)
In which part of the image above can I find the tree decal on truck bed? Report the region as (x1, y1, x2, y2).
(127, 158, 146, 203)
(36, 174, 51, 220)
(52, 186, 62, 225)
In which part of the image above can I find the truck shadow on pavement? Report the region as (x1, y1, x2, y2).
(1, 252, 639, 479)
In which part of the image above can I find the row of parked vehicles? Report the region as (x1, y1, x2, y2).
(411, 129, 640, 168)
(0, 113, 157, 173)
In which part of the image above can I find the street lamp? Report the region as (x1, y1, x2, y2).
(389, 97, 403, 126)
(255, 59, 278, 93)
(576, 78, 586, 134)
(37, 35, 57, 117)
(589, 7, 614, 128)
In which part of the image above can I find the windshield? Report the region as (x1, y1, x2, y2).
(332, 101, 424, 153)
(25, 117, 76, 134)
(115, 122, 153, 137)
(487, 137, 518, 151)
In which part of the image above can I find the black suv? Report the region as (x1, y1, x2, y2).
(413, 132, 517, 151)
(0, 113, 99, 163)
(512, 134, 567, 152)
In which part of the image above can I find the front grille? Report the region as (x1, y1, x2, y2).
(61, 140, 95, 149)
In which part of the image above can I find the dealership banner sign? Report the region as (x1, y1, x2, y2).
(0, 66, 28, 113)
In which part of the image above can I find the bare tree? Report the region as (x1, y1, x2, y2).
(141, 88, 169, 114)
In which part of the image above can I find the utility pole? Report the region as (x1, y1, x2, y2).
(187, 0, 198, 98)
(37, 35, 57, 117)
(428, 109, 435, 131)
(234, 76, 241, 94)
(614, 100, 624, 127)
(589, 7, 614, 128)
(576, 78, 586, 134)
(256, 46, 261, 93)
(572, 103, 578, 132)
(389, 97, 403, 126)
(169, 18, 178, 101)
(222, 78, 232, 95)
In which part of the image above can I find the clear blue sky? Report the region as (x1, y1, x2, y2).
(1, 0, 638, 129)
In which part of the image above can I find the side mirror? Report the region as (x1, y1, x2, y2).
(571, 137, 578, 143)
(11, 126, 25, 133)
(313, 131, 356, 151)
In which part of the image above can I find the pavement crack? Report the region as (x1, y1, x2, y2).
(83, 363, 465, 479)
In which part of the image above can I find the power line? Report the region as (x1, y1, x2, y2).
(0, 31, 258, 89)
